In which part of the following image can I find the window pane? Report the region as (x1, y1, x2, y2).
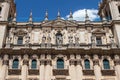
(103, 59, 110, 69)
(96, 37, 102, 45)
(31, 60, 37, 69)
(57, 59, 64, 69)
(12, 59, 19, 69)
(85, 59, 90, 69)
(17, 37, 23, 44)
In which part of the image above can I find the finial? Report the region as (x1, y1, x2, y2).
(57, 10, 61, 19)
(29, 10, 33, 23)
(44, 10, 48, 21)
(68, 10, 73, 20)
(85, 9, 90, 23)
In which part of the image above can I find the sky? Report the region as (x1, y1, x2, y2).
(15, 0, 101, 22)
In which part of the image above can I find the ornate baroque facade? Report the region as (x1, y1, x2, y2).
(0, 0, 120, 80)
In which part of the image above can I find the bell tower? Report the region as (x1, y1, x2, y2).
(98, 0, 120, 21)
(0, 0, 16, 48)
(0, 0, 16, 21)
(98, 0, 120, 47)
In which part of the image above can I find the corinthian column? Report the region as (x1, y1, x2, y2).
(39, 60, 45, 80)
(21, 55, 28, 80)
(93, 55, 101, 80)
(0, 55, 9, 80)
(76, 60, 83, 80)
(69, 60, 76, 80)
(45, 60, 51, 80)
(114, 55, 120, 80)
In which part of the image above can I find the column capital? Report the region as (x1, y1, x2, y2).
(23, 60, 29, 66)
(40, 60, 45, 65)
(3, 60, 9, 65)
(114, 59, 120, 66)
(46, 60, 51, 65)
(76, 60, 82, 65)
(93, 59, 99, 66)
(69, 60, 75, 65)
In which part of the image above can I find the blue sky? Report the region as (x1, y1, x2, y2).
(15, 0, 101, 22)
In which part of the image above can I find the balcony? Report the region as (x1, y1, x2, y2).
(83, 69, 94, 76)
(53, 69, 69, 76)
(53, 65, 69, 76)
(101, 69, 116, 76)
(7, 43, 112, 49)
(28, 69, 39, 75)
(8, 69, 21, 75)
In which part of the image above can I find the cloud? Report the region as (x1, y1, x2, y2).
(61, 17, 65, 20)
(66, 9, 99, 21)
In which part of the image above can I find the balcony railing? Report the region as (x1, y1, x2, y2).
(53, 69, 69, 76)
(7, 43, 114, 49)
(8, 65, 22, 75)
(101, 69, 116, 76)
(53, 65, 69, 76)
(83, 69, 94, 76)
(8, 69, 21, 75)
(28, 69, 39, 75)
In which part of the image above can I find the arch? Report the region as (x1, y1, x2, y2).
(57, 58, 64, 69)
(31, 59, 37, 69)
(103, 59, 110, 69)
(12, 59, 19, 69)
(84, 59, 90, 69)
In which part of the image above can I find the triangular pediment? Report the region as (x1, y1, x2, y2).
(41, 19, 78, 27)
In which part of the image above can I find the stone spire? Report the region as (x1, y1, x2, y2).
(44, 10, 48, 21)
(57, 10, 61, 19)
(68, 10, 73, 20)
(85, 9, 90, 24)
(28, 10, 33, 24)
(12, 12, 16, 23)
(101, 9, 107, 23)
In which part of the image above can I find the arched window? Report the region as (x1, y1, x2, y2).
(12, 59, 19, 69)
(103, 59, 110, 69)
(84, 59, 90, 69)
(31, 59, 37, 69)
(57, 58, 64, 69)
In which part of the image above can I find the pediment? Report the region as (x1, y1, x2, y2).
(92, 29, 105, 34)
(14, 29, 27, 36)
(41, 19, 78, 27)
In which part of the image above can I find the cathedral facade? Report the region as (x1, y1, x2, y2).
(0, 0, 120, 80)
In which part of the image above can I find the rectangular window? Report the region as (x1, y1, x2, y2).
(118, 6, 120, 13)
(96, 37, 102, 45)
(17, 36, 23, 44)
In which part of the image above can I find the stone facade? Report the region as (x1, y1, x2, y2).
(0, 0, 120, 80)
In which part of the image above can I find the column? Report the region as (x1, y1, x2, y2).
(0, 55, 9, 80)
(114, 55, 120, 80)
(93, 55, 101, 80)
(45, 60, 51, 80)
(39, 60, 45, 80)
(76, 60, 83, 80)
(69, 60, 76, 80)
(0, 57, 2, 71)
(21, 55, 28, 80)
